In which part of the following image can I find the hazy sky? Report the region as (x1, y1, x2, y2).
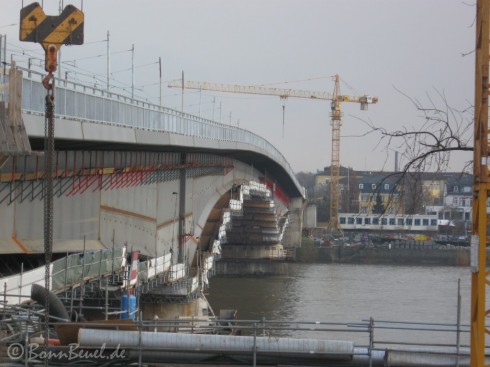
(1, 1, 475, 173)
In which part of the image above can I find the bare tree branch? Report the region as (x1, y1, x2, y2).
(355, 87, 473, 177)
(344, 87, 474, 215)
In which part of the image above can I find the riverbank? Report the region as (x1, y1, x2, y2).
(296, 237, 470, 266)
(214, 238, 471, 276)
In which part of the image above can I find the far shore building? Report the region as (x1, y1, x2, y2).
(357, 173, 402, 215)
(307, 168, 482, 237)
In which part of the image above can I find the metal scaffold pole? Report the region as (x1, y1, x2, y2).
(470, 0, 490, 366)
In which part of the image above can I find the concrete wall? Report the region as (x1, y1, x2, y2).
(296, 244, 471, 266)
(1, 181, 102, 253)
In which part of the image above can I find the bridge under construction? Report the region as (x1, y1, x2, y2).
(0, 0, 489, 365)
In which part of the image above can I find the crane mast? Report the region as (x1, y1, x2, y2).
(168, 77, 377, 231)
(329, 75, 342, 232)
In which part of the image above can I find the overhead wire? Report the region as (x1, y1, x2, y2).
(253, 75, 330, 87)
(2, 26, 155, 102)
(3, 34, 191, 105)
(338, 75, 366, 96)
(112, 61, 158, 75)
(83, 39, 107, 45)
(6, 42, 45, 56)
(63, 52, 106, 63)
(63, 47, 132, 64)
(251, 74, 367, 98)
(0, 23, 18, 28)
(55, 47, 146, 92)
(4, 27, 208, 103)
(201, 92, 271, 101)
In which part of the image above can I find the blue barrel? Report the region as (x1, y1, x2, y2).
(121, 294, 137, 320)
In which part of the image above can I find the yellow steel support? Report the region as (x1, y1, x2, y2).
(471, 0, 490, 365)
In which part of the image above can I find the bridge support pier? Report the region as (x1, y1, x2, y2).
(284, 197, 304, 248)
(215, 259, 289, 276)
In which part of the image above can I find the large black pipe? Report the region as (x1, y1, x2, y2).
(30, 284, 69, 322)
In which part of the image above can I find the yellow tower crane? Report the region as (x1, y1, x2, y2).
(168, 75, 378, 231)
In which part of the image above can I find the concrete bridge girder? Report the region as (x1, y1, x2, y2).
(0, 108, 304, 260)
(0, 154, 272, 269)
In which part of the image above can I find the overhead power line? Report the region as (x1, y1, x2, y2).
(254, 76, 330, 87)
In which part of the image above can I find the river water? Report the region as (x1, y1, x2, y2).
(207, 263, 477, 348)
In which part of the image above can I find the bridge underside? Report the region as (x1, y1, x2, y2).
(0, 144, 303, 271)
(27, 136, 296, 195)
(0, 148, 301, 323)
(20, 111, 303, 200)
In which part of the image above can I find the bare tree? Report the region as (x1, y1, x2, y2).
(361, 88, 473, 175)
(351, 89, 474, 214)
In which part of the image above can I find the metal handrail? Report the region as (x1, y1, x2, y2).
(5, 66, 303, 195)
(1, 310, 486, 366)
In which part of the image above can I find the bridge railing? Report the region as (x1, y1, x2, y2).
(0, 247, 127, 307)
(3, 67, 301, 193)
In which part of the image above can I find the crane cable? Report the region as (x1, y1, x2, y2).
(253, 75, 330, 87)
(43, 72, 55, 366)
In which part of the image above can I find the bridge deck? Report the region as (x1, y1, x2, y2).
(1, 66, 303, 199)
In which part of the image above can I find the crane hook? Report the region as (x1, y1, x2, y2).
(42, 72, 54, 90)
